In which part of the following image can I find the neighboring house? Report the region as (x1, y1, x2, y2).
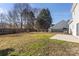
(0, 23, 10, 29)
(69, 3, 79, 37)
(48, 20, 69, 32)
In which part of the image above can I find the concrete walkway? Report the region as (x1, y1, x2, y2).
(50, 34, 79, 43)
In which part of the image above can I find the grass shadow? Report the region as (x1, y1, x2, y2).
(0, 48, 15, 56)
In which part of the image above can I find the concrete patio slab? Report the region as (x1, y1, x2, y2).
(50, 34, 79, 43)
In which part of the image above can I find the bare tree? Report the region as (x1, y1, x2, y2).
(0, 13, 6, 29)
(7, 10, 16, 29)
(13, 3, 31, 29)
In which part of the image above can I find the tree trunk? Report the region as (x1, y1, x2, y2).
(20, 15, 23, 29)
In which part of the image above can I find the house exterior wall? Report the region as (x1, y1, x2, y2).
(49, 20, 69, 32)
(53, 20, 68, 29)
(69, 22, 76, 36)
(69, 3, 79, 37)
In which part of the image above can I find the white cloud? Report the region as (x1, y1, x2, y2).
(0, 8, 8, 14)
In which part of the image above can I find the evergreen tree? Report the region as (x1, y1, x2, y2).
(36, 8, 52, 31)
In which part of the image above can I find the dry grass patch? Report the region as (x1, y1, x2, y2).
(0, 32, 79, 56)
(0, 32, 54, 56)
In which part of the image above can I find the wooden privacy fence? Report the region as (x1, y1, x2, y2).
(0, 29, 30, 35)
(0, 28, 49, 35)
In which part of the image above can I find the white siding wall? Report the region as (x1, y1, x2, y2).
(69, 22, 72, 34)
(71, 4, 79, 36)
(73, 5, 79, 22)
(69, 22, 76, 36)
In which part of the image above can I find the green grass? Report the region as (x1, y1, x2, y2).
(49, 39, 65, 44)
(0, 32, 79, 56)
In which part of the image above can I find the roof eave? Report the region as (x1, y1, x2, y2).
(71, 3, 77, 12)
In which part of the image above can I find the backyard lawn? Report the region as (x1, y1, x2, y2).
(0, 32, 79, 56)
